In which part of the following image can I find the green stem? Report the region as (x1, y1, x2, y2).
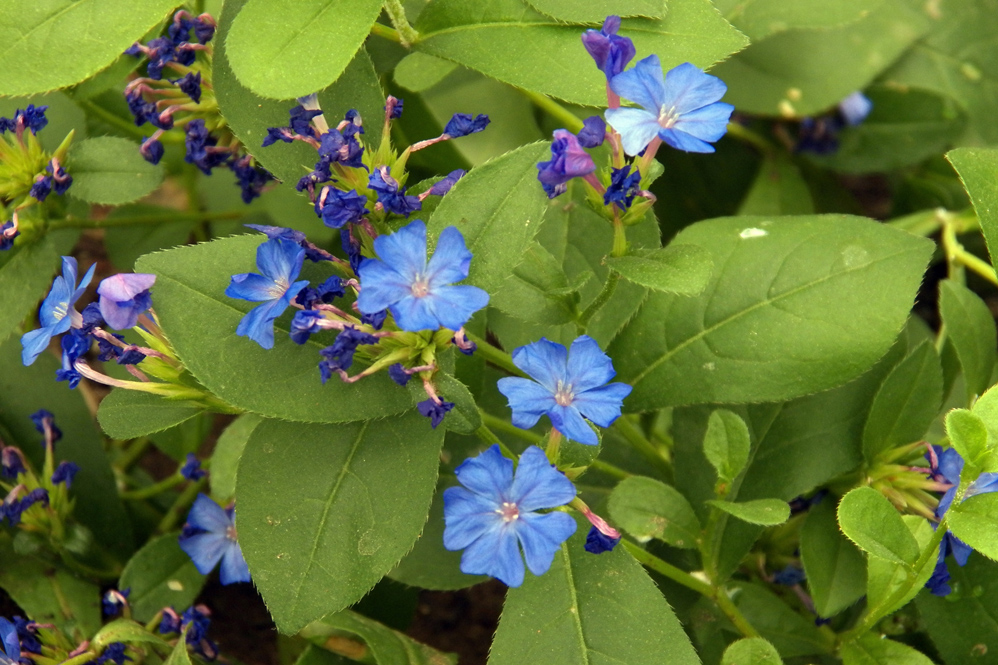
(75, 99, 183, 144)
(121, 474, 186, 500)
(589, 460, 631, 480)
(50, 210, 244, 230)
(464, 332, 526, 377)
(113, 437, 151, 472)
(613, 417, 671, 478)
(381, 0, 419, 46)
(369, 22, 402, 43)
(59, 652, 99, 665)
(58, 550, 121, 582)
(954, 246, 998, 285)
(887, 209, 945, 237)
(713, 590, 762, 638)
(474, 424, 517, 460)
(577, 272, 620, 333)
(156, 477, 207, 534)
(724, 122, 774, 153)
(481, 412, 542, 444)
(518, 89, 584, 133)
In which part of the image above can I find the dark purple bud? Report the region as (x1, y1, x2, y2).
(427, 169, 465, 197)
(417, 399, 454, 429)
(180, 453, 206, 481)
(388, 363, 410, 386)
(172, 71, 202, 104)
(289, 310, 325, 345)
(262, 126, 294, 147)
(29, 176, 52, 201)
(360, 309, 387, 330)
(584, 526, 620, 554)
(288, 104, 322, 136)
(577, 116, 606, 148)
(1, 220, 19, 251)
(1, 448, 25, 479)
(315, 187, 368, 229)
(385, 96, 403, 120)
(30, 410, 62, 445)
(51, 461, 80, 488)
(140, 138, 165, 165)
(537, 129, 596, 198)
(581, 16, 635, 79)
(318, 327, 377, 382)
(603, 165, 641, 210)
(772, 565, 806, 586)
(443, 113, 490, 138)
(369, 167, 420, 217)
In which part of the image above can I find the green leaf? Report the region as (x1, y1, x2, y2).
(811, 87, 967, 173)
(971, 384, 998, 472)
(393, 52, 458, 92)
(837, 487, 919, 564)
(606, 244, 713, 295)
(67, 137, 164, 205)
(917, 556, 998, 665)
(0, 234, 59, 346)
(236, 412, 443, 633)
(737, 154, 814, 215)
(215, 0, 384, 185)
(93, 619, 171, 650)
(800, 499, 866, 618)
(490, 242, 588, 326)
(882, 0, 998, 145)
(118, 533, 206, 623)
(949, 147, 998, 263)
(0, 532, 100, 640)
(840, 633, 934, 665)
(608, 476, 701, 548)
(0, 0, 178, 96)
(388, 480, 488, 590)
(136, 235, 413, 423)
(415, 0, 748, 107)
(293, 645, 349, 665)
(427, 142, 550, 294)
(707, 499, 789, 526)
(938, 279, 997, 403)
(435, 373, 481, 434)
(713, 0, 929, 117)
(210, 414, 263, 503)
(97, 390, 204, 440)
(225, 0, 382, 99)
(0, 336, 134, 554)
(715, 0, 883, 40)
(721, 637, 784, 665)
(163, 632, 193, 665)
(731, 584, 831, 658)
(525, 0, 663, 23)
(610, 215, 933, 412)
(103, 205, 197, 271)
(703, 408, 751, 483)
(949, 492, 998, 561)
(861, 340, 943, 461)
(489, 515, 700, 665)
(866, 516, 937, 618)
(947, 409, 990, 468)
(300, 610, 457, 664)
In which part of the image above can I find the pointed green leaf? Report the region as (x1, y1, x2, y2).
(715, 0, 882, 40)
(708, 499, 790, 526)
(610, 215, 933, 411)
(731, 584, 831, 657)
(163, 632, 193, 665)
(939, 279, 997, 403)
(119, 533, 206, 623)
(606, 244, 713, 295)
(946, 408, 990, 468)
(67, 137, 164, 205)
(721, 637, 784, 665)
(841, 633, 934, 665)
(300, 610, 457, 664)
(949, 147, 998, 263)
(92, 619, 171, 650)
(490, 516, 700, 665)
(525, 0, 663, 24)
(236, 412, 443, 633)
(608, 476, 702, 548)
(225, 0, 383, 99)
(210, 414, 263, 503)
(737, 154, 814, 215)
(917, 556, 998, 665)
(948, 492, 998, 561)
(800, 500, 866, 618)
(0, 234, 59, 346)
(837, 487, 919, 564)
(97, 389, 204, 440)
(866, 516, 937, 618)
(703, 409, 751, 482)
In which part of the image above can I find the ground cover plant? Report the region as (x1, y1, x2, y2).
(3, 1, 998, 664)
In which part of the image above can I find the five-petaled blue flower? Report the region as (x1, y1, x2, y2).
(178, 493, 251, 585)
(924, 445, 998, 596)
(605, 57, 734, 155)
(226, 238, 309, 349)
(357, 220, 489, 332)
(21, 257, 96, 366)
(443, 445, 577, 587)
(497, 336, 632, 445)
(0, 618, 20, 665)
(98, 273, 156, 330)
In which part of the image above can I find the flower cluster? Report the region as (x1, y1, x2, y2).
(124, 10, 271, 203)
(226, 94, 493, 428)
(159, 604, 219, 660)
(0, 104, 75, 250)
(537, 16, 733, 219)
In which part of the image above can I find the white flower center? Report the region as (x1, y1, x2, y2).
(658, 105, 680, 129)
(411, 275, 430, 298)
(554, 380, 574, 407)
(226, 525, 238, 541)
(268, 278, 289, 299)
(496, 501, 519, 522)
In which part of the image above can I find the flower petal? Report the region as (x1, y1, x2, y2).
(426, 285, 489, 331)
(572, 383, 632, 428)
(609, 54, 666, 113)
(511, 338, 568, 392)
(357, 259, 411, 313)
(371, 219, 428, 282)
(660, 62, 727, 116)
(426, 225, 472, 286)
(218, 542, 252, 584)
(257, 238, 304, 283)
(604, 107, 661, 156)
(497, 377, 557, 431)
(443, 487, 502, 550)
(461, 524, 524, 587)
(178, 531, 228, 574)
(389, 293, 440, 332)
(235, 298, 286, 349)
(453, 444, 514, 502)
(658, 127, 716, 153)
(516, 511, 577, 576)
(0, 618, 20, 661)
(673, 102, 734, 142)
(226, 273, 281, 302)
(38, 276, 72, 328)
(97, 273, 157, 301)
(21, 326, 55, 366)
(566, 335, 616, 392)
(548, 404, 599, 445)
(510, 445, 576, 512)
(187, 493, 232, 533)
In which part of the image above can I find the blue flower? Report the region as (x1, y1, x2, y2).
(172, 72, 202, 103)
(838, 91, 872, 127)
(180, 453, 206, 481)
(125, 92, 157, 127)
(56, 329, 89, 388)
(584, 526, 619, 554)
(536, 129, 595, 199)
(91, 642, 131, 665)
(443, 445, 577, 587)
(0, 618, 20, 665)
(318, 130, 364, 169)
(443, 113, 490, 138)
(369, 167, 421, 217)
(360, 309, 387, 330)
(580, 16, 635, 80)
(184, 119, 227, 174)
(316, 188, 368, 228)
(21, 257, 96, 366)
(341, 228, 363, 273)
(496, 336, 632, 445)
(46, 159, 72, 195)
(357, 220, 489, 332)
(418, 398, 454, 429)
(924, 445, 998, 596)
(226, 238, 309, 349)
(604, 165, 641, 209)
(6, 105, 49, 134)
(576, 116, 606, 148)
(145, 37, 175, 79)
(98, 273, 156, 330)
(605, 57, 734, 155)
(318, 327, 378, 382)
(178, 494, 251, 585)
(289, 104, 322, 137)
(51, 461, 80, 487)
(3, 488, 49, 526)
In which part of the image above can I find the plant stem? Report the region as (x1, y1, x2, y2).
(381, 0, 419, 46)
(121, 474, 186, 500)
(955, 246, 998, 285)
(464, 332, 526, 377)
(474, 424, 517, 460)
(114, 437, 151, 472)
(589, 459, 631, 480)
(613, 417, 671, 478)
(576, 272, 620, 333)
(156, 477, 207, 534)
(518, 89, 584, 133)
(50, 210, 244, 229)
(368, 22, 402, 44)
(481, 411, 542, 444)
(76, 99, 183, 144)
